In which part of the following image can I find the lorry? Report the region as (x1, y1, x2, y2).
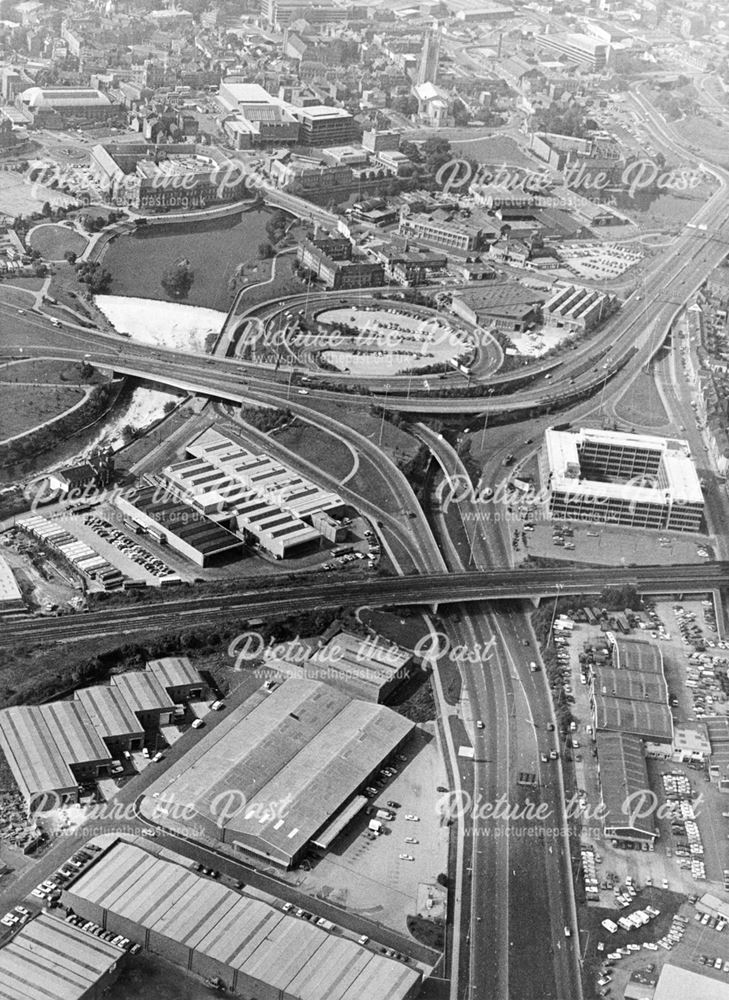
(368, 819, 383, 835)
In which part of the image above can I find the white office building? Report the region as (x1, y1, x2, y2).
(540, 427, 704, 532)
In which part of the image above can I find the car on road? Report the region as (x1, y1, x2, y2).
(399, 854, 414, 861)
(192, 719, 205, 729)
(358, 935, 369, 945)
(404, 814, 420, 821)
(476, 720, 484, 729)
(152, 752, 164, 762)
(405, 837, 418, 844)
(540, 752, 549, 763)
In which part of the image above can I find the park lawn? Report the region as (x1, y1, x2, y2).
(0, 383, 86, 440)
(101, 210, 276, 311)
(28, 224, 88, 260)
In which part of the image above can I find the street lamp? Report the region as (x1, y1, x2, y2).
(378, 383, 391, 448)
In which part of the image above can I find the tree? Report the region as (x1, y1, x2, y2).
(41, 201, 52, 217)
(161, 258, 194, 299)
(265, 209, 289, 244)
(257, 241, 273, 259)
(64, 250, 77, 264)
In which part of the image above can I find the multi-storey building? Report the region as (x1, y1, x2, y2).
(398, 211, 483, 253)
(540, 427, 704, 532)
(293, 105, 357, 146)
(535, 31, 609, 72)
(297, 236, 384, 290)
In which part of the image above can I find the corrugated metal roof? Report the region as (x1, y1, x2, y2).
(0, 706, 77, 801)
(67, 843, 420, 1000)
(111, 672, 174, 714)
(146, 657, 202, 691)
(143, 679, 414, 864)
(0, 911, 121, 1000)
(74, 685, 144, 741)
(40, 702, 111, 766)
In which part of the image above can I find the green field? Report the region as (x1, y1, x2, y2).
(274, 420, 357, 485)
(0, 359, 94, 385)
(450, 134, 538, 169)
(0, 383, 85, 440)
(614, 370, 669, 429)
(28, 224, 88, 260)
(101, 210, 276, 310)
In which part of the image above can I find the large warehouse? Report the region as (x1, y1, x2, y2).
(271, 630, 413, 703)
(63, 840, 421, 1000)
(595, 731, 656, 847)
(539, 427, 704, 532)
(115, 485, 243, 567)
(142, 678, 415, 867)
(17, 87, 116, 125)
(161, 427, 345, 559)
(0, 555, 23, 616)
(0, 911, 125, 1000)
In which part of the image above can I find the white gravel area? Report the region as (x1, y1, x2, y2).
(95, 295, 227, 352)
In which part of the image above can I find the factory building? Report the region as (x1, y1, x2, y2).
(0, 705, 110, 813)
(451, 282, 546, 331)
(62, 840, 421, 1000)
(590, 638, 673, 743)
(160, 428, 346, 560)
(542, 283, 618, 332)
(305, 631, 412, 703)
(146, 657, 206, 703)
(0, 911, 125, 1000)
(115, 486, 243, 567)
(539, 427, 704, 532)
(595, 731, 656, 846)
(591, 638, 671, 847)
(111, 672, 175, 731)
(0, 663, 205, 811)
(74, 685, 145, 758)
(142, 679, 415, 868)
(0, 556, 24, 616)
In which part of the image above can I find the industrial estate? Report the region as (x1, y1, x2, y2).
(2, 1, 729, 1000)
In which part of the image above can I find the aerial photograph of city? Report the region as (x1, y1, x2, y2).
(2, 0, 729, 998)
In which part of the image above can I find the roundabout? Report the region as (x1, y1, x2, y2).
(234, 292, 501, 380)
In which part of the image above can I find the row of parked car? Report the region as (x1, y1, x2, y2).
(0, 905, 28, 928)
(83, 515, 174, 579)
(32, 844, 102, 901)
(65, 913, 140, 954)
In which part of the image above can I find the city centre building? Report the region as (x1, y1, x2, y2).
(540, 427, 704, 532)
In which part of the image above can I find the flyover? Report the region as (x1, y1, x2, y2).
(2, 562, 726, 646)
